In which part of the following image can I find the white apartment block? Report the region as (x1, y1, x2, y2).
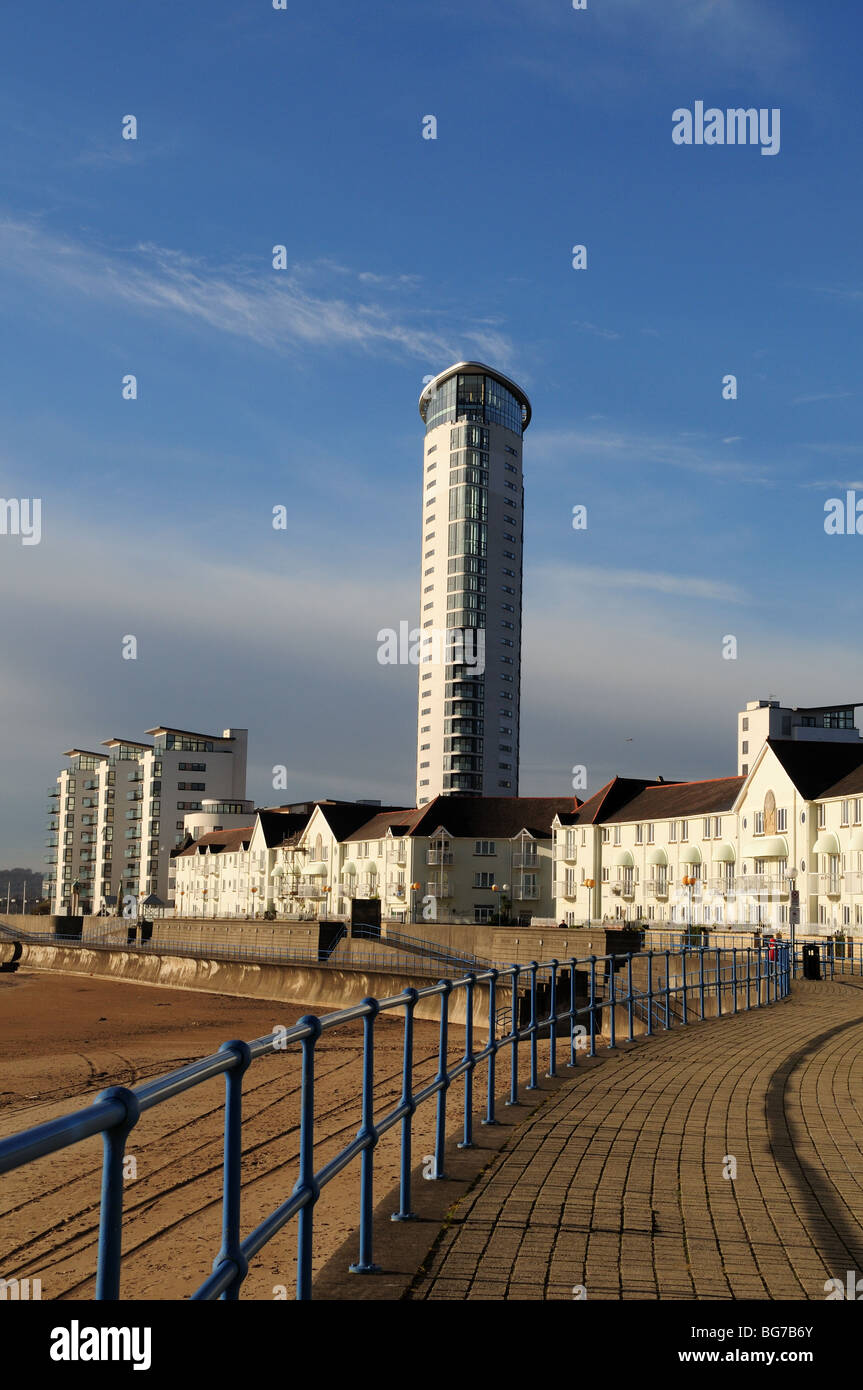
(553, 732, 863, 934)
(46, 725, 248, 914)
(175, 796, 574, 925)
(416, 364, 530, 805)
(737, 697, 862, 775)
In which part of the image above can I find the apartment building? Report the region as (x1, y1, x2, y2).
(416, 364, 531, 805)
(47, 725, 248, 914)
(737, 697, 862, 775)
(553, 737, 863, 933)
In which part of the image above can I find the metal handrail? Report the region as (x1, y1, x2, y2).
(0, 945, 792, 1302)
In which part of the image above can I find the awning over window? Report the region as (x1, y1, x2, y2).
(747, 837, 789, 859)
(613, 849, 634, 867)
(646, 847, 668, 866)
(812, 832, 839, 856)
(306, 861, 328, 874)
(712, 843, 736, 863)
(679, 846, 702, 864)
(342, 861, 357, 873)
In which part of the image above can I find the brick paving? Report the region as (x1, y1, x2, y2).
(409, 979, 863, 1300)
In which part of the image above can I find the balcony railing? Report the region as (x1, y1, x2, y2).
(512, 852, 540, 869)
(386, 882, 406, 897)
(513, 885, 539, 901)
(556, 880, 579, 898)
(427, 850, 454, 865)
(845, 871, 863, 895)
(646, 881, 669, 899)
(426, 880, 452, 898)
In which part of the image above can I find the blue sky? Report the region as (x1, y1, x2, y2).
(2, 0, 863, 867)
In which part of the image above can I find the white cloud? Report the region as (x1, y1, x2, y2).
(0, 218, 514, 367)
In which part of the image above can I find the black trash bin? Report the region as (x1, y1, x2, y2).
(802, 943, 821, 980)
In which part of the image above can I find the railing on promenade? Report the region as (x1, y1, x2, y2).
(4, 931, 448, 977)
(0, 945, 791, 1302)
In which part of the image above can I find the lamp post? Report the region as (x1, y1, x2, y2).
(786, 868, 798, 963)
(492, 883, 509, 927)
(250, 885, 258, 919)
(682, 875, 696, 944)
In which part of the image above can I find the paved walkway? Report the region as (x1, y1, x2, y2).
(409, 979, 863, 1300)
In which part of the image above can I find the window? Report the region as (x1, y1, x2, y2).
(505, 461, 518, 472)
(647, 824, 655, 844)
(754, 811, 764, 835)
(425, 550, 434, 558)
(498, 780, 511, 788)
(841, 801, 850, 825)
(742, 717, 749, 731)
(474, 872, 495, 889)
(818, 804, 827, 829)
(635, 825, 643, 844)
(475, 840, 496, 855)
(613, 826, 621, 845)
(742, 764, 748, 776)
(742, 741, 749, 754)
(680, 821, 688, 841)
(776, 808, 787, 832)
(669, 822, 677, 842)
(601, 828, 610, 843)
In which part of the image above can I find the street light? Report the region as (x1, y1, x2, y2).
(682, 875, 697, 943)
(410, 881, 421, 924)
(492, 883, 509, 927)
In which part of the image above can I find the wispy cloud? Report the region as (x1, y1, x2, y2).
(534, 562, 745, 604)
(572, 319, 621, 341)
(793, 391, 853, 406)
(0, 217, 513, 366)
(528, 425, 775, 485)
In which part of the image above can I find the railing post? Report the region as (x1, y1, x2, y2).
(568, 957, 579, 1067)
(589, 955, 597, 1055)
(95, 1086, 141, 1300)
(483, 968, 499, 1126)
(627, 953, 634, 1042)
(681, 948, 688, 1026)
(506, 964, 521, 1105)
(664, 949, 671, 1030)
(350, 998, 381, 1274)
(292, 1024, 323, 1297)
(608, 956, 616, 1050)
(432, 980, 453, 1174)
(458, 974, 476, 1149)
(392, 988, 419, 1221)
(715, 947, 722, 1017)
(698, 947, 705, 1020)
(646, 952, 653, 1037)
(525, 961, 539, 1090)
(755, 943, 763, 1008)
(731, 948, 738, 1015)
(547, 960, 559, 1077)
(213, 1039, 253, 1301)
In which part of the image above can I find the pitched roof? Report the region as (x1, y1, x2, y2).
(176, 827, 253, 857)
(314, 802, 409, 839)
(255, 809, 312, 848)
(341, 807, 428, 842)
(603, 776, 745, 822)
(765, 738, 863, 800)
(556, 778, 667, 826)
(408, 795, 578, 839)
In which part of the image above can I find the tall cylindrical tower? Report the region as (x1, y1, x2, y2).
(416, 363, 531, 805)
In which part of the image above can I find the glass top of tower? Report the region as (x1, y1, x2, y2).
(419, 362, 531, 435)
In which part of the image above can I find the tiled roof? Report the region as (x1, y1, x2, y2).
(176, 827, 253, 857)
(603, 776, 745, 822)
(408, 795, 578, 840)
(315, 802, 409, 839)
(766, 738, 863, 800)
(341, 807, 428, 842)
(255, 810, 312, 848)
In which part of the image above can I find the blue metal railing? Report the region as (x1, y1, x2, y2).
(0, 944, 791, 1301)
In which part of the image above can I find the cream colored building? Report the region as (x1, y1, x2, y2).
(553, 736, 863, 934)
(415, 364, 531, 805)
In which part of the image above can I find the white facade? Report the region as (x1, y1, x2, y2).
(738, 698, 861, 775)
(48, 725, 248, 914)
(416, 364, 530, 805)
